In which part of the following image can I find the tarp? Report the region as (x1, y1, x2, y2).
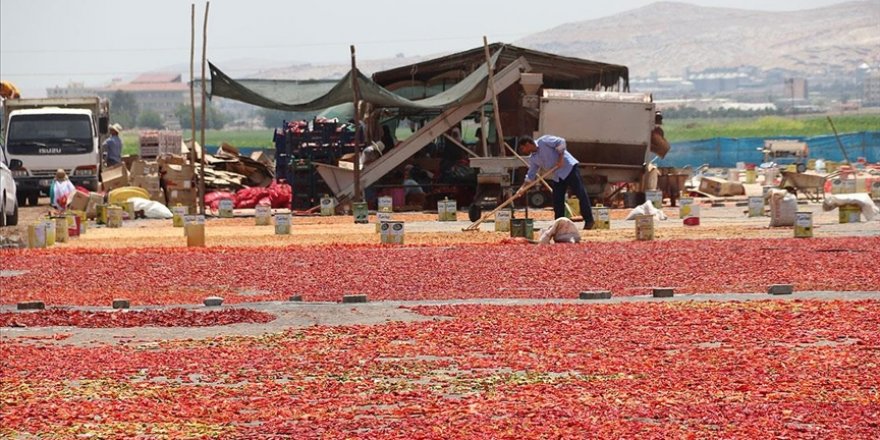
(656, 132, 880, 168)
(207, 51, 500, 113)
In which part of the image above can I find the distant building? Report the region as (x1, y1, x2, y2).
(864, 73, 880, 107)
(47, 73, 197, 123)
(46, 82, 101, 99)
(655, 98, 775, 112)
(103, 73, 191, 121)
(686, 67, 754, 94)
(783, 78, 808, 101)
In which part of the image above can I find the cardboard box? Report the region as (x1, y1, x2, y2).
(699, 177, 744, 197)
(338, 153, 357, 171)
(130, 160, 160, 177)
(163, 164, 194, 181)
(101, 164, 129, 192)
(122, 155, 139, 171)
(250, 150, 273, 167)
(68, 190, 90, 212)
(167, 188, 197, 207)
(131, 175, 161, 193)
(163, 164, 195, 191)
(158, 154, 188, 170)
(149, 188, 166, 204)
(86, 193, 103, 219)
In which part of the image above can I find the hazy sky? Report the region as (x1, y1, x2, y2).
(0, 0, 858, 96)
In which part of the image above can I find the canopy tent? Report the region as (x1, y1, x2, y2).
(373, 43, 629, 92)
(206, 51, 500, 113)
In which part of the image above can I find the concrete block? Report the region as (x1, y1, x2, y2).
(579, 291, 612, 300)
(652, 288, 675, 298)
(112, 299, 131, 309)
(288, 295, 303, 302)
(203, 296, 224, 307)
(342, 294, 368, 304)
(17, 301, 45, 311)
(768, 284, 793, 295)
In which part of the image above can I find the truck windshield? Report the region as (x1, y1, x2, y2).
(6, 114, 93, 155)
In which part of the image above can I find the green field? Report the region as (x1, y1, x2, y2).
(664, 114, 880, 142)
(121, 129, 275, 155)
(119, 114, 879, 155)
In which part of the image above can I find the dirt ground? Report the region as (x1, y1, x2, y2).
(4, 291, 879, 347)
(2, 195, 877, 248)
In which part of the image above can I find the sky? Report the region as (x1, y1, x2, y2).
(0, 0, 858, 97)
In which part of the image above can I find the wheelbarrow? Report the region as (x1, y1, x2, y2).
(779, 171, 828, 202)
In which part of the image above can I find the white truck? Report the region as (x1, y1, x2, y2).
(2, 97, 110, 206)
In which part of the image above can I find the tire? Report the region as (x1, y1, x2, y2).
(6, 201, 17, 226)
(27, 192, 39, 207)
(468, 204, 482, 222)
(17, 193, 27, 207)
(528, 191, 548, 208)
(0, 196, 6, 227)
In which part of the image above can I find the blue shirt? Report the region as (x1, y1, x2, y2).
(524, 135, 578, 182)
(103, 135, 123, 166)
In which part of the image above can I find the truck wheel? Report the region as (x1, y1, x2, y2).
(27, 192, 39, 207)
(528, 191, 548, 208)
(17, 193, 27, 207)
(468, 204, 482, 222)
(6, 201, 18, 226)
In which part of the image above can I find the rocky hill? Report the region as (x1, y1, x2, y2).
(516, 1, 880, 77)
(248, 1, 879, 81)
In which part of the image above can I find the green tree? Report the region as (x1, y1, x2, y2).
(175, 103, 229, 130)
(110, 90, 139, 129)
(137, 110, 164, 129)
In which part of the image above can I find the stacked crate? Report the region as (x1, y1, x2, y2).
(139, 130, 183, 159)
(163, 163, 197, 209)
(129, 159, 165, 203)
(138, 131, 161, 159)
(159, 131, 183, 155)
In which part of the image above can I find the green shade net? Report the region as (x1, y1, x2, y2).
(207, 51, 500, 112)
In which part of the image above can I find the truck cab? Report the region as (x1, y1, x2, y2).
(2, 97, 109, 206)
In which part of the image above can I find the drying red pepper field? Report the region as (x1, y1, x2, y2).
(2, 208, 879, 439)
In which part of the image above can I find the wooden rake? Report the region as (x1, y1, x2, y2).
(462, 166, 559, 231)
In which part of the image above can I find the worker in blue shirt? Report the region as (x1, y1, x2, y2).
(514, 135, 595, 230)
(102, 123, 124, 166)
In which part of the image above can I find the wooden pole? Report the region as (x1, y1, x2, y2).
(826, 116, 852, 164)
(479, 107, 488, 156)
(351, 45, 362, 203)
(199, 1, 210, 215)
(189, 4, 196, 168)
(482, 37, 506, 157)
(482, 37, 556, 194)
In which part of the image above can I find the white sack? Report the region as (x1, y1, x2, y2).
(129, 197, 174, 219)
(822, 193, 880, 221)
(625, 200, 668, 222)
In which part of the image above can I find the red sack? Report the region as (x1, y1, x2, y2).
(204, 191, 235, 210)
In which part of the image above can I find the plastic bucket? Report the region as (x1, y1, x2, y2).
(510, 218, 534, 239)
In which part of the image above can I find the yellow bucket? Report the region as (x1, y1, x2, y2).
(838, 205, 860, 224)
(635, 214, 654, 241)
(794, 212, 812, 238)
(592, 205, 610, 230)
